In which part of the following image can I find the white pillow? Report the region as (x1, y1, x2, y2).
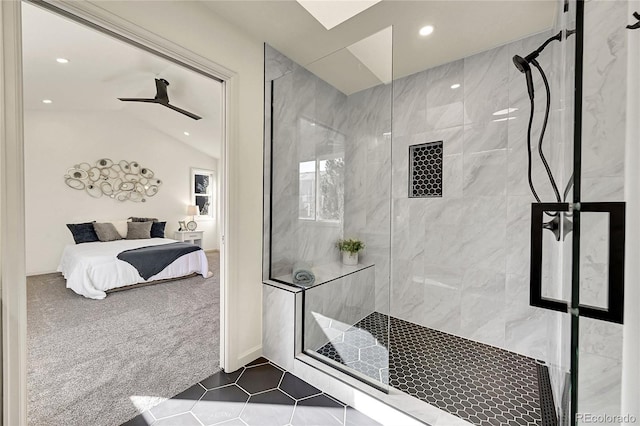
(111, 220, 128, 238)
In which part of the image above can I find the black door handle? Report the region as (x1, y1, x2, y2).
(529, 202, 625, 324)
(577, 202, 625, 324)
(530, 203, 570, 313)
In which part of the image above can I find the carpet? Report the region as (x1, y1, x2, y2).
(27, 251, 221, 426)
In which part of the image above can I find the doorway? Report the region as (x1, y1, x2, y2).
(2, 1, 231, 424)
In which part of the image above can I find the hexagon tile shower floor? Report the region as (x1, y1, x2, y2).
(317, 312, 557, 426)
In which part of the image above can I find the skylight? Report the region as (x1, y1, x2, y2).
(296, 0, 381, 30)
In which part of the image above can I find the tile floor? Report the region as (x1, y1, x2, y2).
(317, 312, 555, 426)
(122, 357, 381, 426)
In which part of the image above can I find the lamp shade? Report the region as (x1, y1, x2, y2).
(187, 205, 200, 216)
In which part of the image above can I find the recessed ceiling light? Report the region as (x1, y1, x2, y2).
(450, 83, 461, 89)
(493, 116, 517, 122)
(56, 58, 69, 64)
(183, 131, 190, 136)
(42, 99, 52, 104)
(419, 25, 434, 36)
(493, 107, 518, 116)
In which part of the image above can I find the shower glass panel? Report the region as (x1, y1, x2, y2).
(573, 0, 630, 419)
(269, 28, 393, 389)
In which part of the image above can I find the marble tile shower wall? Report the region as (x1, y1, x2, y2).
(270, 51, 349, 278)
(343, 85, 392, 315)
(382, 31, 567, 361)
(577, 0, 628, 418)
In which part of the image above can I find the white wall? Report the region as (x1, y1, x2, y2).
(24, 109, 219, 275)
(25, 111, 220, 275)
(87, 0, 265, 370)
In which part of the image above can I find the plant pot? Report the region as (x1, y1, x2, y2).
(342, 251, 358, 265)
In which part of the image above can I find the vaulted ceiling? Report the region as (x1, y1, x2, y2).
(22, 2, 223, 159)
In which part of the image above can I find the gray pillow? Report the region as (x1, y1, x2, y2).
(93, 223, 122, 242)
(126, 221, 153, 239)
(128, 217, 158, 222)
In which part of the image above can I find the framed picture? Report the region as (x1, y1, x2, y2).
(178, 221, 187, 231)
(191, 168, 215, 218)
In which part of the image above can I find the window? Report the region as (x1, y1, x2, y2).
(299, 161, 316, 220)
(191, 168, 215, 218)
(298, 156, 344, 222)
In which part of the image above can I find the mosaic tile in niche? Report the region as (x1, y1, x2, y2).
(409, 141, 443, 197)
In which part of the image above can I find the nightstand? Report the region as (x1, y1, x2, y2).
(174, 230, 204, 247)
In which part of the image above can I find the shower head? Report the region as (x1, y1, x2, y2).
(512, 55, 535, 100)
(512, 29, 574, 100)
(513, 29, 571, 71)
(512, 54, 529, 73)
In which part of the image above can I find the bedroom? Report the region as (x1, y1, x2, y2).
(21, 3, 224, 425)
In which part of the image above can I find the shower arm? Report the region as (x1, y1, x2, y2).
(529, 29, 575, 60)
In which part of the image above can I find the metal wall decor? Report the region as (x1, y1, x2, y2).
(64, 159, 162, 202)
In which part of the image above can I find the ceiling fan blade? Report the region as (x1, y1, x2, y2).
(118, 98, 158, 103)
(118, 78, 201, 120)
(163, 103, 202, 120)
(154, 78, 170, 102)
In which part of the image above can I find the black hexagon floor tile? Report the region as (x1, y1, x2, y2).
(153, 412, 201, 426)
(345, 407, 383, 426)
(200, 369, 244, 390)
(237, 363, 284, 394)
(121, 359, 379, 426)
(246, 356, 270, 367)
(214, 419, 248, 426)
(279, 372, 322, 400)
(291, 394, 345, 426)
(149, 383, 205, 420)
(121, 412, 154, 426)
(240, 389, 295, 425)
(315, 312, 556, 426)
(191, 384, 249, 425)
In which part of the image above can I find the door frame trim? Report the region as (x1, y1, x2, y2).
(1, 1, 235, 424)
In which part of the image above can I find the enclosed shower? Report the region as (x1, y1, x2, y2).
(263, 0, 632, 424)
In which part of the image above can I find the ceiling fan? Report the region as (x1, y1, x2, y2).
(118, 78, 202, 120)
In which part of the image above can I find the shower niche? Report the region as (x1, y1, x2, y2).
(409, 141, 443, 198)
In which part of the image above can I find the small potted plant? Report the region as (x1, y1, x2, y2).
(337, 238, 365, 266)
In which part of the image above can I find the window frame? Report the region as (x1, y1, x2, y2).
(298, 152, 344, 224)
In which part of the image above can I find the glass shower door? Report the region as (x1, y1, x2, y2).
(533, 0, 632, 423)
(569, 0, 632, 423)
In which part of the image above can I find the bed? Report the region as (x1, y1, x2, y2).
(57, 238, 210, 299)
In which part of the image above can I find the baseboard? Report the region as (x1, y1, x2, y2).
(26, 270, 59, 277)
(236, 344, 262, 368)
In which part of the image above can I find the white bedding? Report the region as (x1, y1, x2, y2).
(57, 238, 209, 299)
